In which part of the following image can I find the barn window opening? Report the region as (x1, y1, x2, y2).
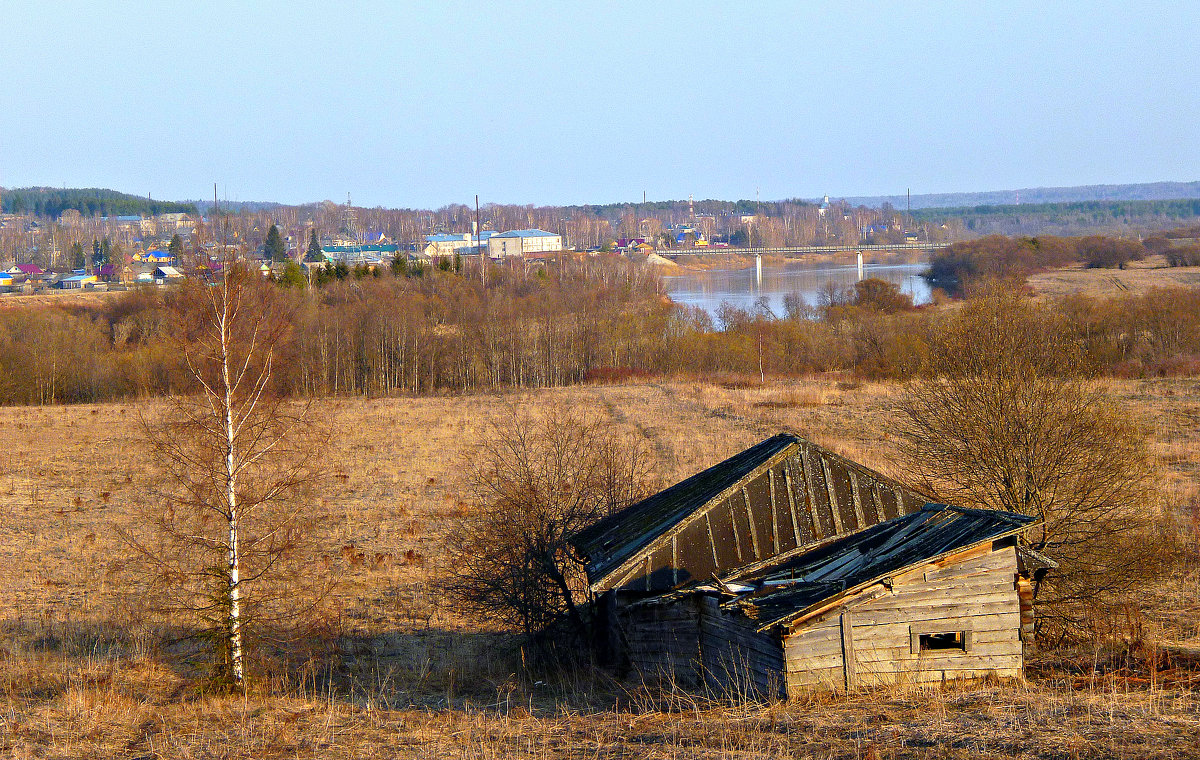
(919, 631, 966, 652)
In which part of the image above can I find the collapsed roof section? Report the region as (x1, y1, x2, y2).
(717, 503, 1038, 631)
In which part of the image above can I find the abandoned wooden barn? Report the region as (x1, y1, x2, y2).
(570, 433, 1049, 697)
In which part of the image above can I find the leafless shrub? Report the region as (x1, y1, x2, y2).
(441, 405, 658, 656)
(895, 286, 1161, 629)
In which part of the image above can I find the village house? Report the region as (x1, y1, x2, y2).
(57, 273, 99, 289)
(153, 265, 185, 284)
(7, 263, 44, 277)
(570, 433, 1049, 697)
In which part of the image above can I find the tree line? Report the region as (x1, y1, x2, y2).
(1, 187, 196, 218)
(1, 255, 1199, 406)
(911, 198, 1200, 237)
(928, 232, 1200, 293)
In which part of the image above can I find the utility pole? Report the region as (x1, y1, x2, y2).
(476, 194, 485, 287)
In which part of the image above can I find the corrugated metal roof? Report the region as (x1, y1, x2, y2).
(726, 504, 1036, 630)
(572, 434, 802, 583)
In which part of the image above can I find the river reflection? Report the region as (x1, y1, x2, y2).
(662, 256, 931, 321)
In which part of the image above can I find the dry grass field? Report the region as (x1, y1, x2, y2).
(1027, 259, 1200, 299)
(1, 378, 1199, 758)
(0, 288, 122, 311)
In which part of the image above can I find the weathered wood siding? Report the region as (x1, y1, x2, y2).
(783, 615, 847, 691)
(784, 545, 1023, 695)
(618, 595, 786, 697)
(697, 596, 786, 698)
(620, 599, 702, 687)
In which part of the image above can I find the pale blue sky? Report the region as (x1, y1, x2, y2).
(2, 1, 1197, 207)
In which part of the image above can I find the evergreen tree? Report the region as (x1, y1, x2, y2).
(304, 230, 324, 262)
(93, 238, 111, 268)
(168, 234, 184, 261)
(278, 261, 306, 288)
(265, 224, 287, 262)
(69, 242, 86, 270)
(390, 254, 409, 277)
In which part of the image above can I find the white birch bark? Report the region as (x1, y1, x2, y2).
(218, 275, 245, 686)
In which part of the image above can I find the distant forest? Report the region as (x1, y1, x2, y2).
(0, 187, 197, 218)
(911, 198, 1200, 236)
(845, 181, 1200, 210)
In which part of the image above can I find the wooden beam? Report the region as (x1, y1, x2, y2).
(783, 462, 802, 546)
(841, 611, 856, 691)
(768, 467, 781, 555)
(799, 448, 823, 538)
(705, 512, 719, 568)
(848, 469, 867, 529)
(822, 457, 844, 534)
(729, 498, 743, 563)
(742, 486, 761, 560)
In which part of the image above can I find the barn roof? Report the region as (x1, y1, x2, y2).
(572, 433, 798, 584)
(572, 433, 929, 593)
(724, 503, 1037, 631)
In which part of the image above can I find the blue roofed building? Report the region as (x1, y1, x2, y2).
(321, 243, 400, 264)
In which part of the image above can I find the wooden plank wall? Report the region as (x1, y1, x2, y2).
(784, 545, 1024, 695)
(697, 596, 786, 699)
(620, 599, 702, 687)
(783, 616, 847, 691)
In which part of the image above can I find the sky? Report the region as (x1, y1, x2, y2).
(2, 0, 1198, 208)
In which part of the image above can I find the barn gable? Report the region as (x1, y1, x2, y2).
(571, 433, 928, 594)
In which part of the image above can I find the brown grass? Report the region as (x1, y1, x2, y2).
(0, 287, 123, 310)
(1, 379, 1199, 757)
(1028, 258, 1200, 299)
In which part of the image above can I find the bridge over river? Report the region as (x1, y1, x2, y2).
(659, 242, 949, 258)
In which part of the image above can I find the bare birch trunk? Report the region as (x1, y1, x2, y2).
(219, 277, 245, 688)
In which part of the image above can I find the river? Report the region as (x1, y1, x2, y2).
(661, 256, 931, 321)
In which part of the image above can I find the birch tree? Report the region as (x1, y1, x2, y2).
(123, 266, 329, 690)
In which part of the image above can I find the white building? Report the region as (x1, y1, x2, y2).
(487, 229, 563, 258)
(424, 231, 496, 258)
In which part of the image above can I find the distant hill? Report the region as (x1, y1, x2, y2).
(0, 187, 197, 218)
(840, 181, 1200, 210)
